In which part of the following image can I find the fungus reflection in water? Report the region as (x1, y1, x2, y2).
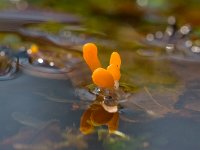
(80, 43, 123, 134)
(80, 103, 119, 134)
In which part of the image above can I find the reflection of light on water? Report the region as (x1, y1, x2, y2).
(136, 0, 148, 7)
(167, 16, 176, 25)
(180, 25, 191, 35)
(155, 31, 163, 39)
(27, 49, 32, 54)
(165, 26, 174, 36)
(49, 62, 55, 67)
(146, 33, 154, 41)
(137, 49, 159, 57)
(185, 40, 193, 48)
(144, 16, 200, 59)
(191, 46, 200, 53)
(0, 51, 5, 57)
(166, 44, 174, 53)
(37, 58, 44, 64)
(10, 0, 28, 10)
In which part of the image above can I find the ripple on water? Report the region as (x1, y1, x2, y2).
(19, 58, 71, 80)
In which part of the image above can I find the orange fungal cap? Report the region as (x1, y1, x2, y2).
(107, 64, 121, 81)
(30, 44, 39, 54)
(92, 68, 114, 88)
(83, 43, 101, 72)
(110, 52, 121, 69)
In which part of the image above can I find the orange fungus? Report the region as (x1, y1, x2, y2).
(92, 68, 114, 88)
(83, 43, 101, 72)
(30, 44, 39, 54)
(110, 52, 121, 69)
(107, 64, 121, 81)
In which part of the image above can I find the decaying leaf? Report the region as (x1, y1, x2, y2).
(121, 85, 184, 119)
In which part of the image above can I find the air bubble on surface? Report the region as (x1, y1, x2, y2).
(191, 46, 200, 53)
(146, 33, 154, 41)
(167, 16, 176, 25)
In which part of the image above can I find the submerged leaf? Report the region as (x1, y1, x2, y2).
(122, 85, 184, 118)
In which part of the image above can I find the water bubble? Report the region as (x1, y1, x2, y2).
(144, 16, 200, 59)
(49, 62, 55, 67)
(92, 87, 101, 95)
(0, 51, 5, 57)
(146, 33, 154, 41)
(165, 27, 174, 36)
(27, 49, 32, 55)
(155, 31, 163, 39)
(167, 16, 176, 25)
(166, 44, 175, 53)
(136, 0, 148, 7)
(185, 40, 193, 48)
(37, 58, 44, 64)
(191, 46, 200, 53)
(180, 25, 191, 35)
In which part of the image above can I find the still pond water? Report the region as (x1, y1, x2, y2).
(0, 1, 200, 150)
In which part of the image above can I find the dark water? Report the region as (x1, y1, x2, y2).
(0, 1, 200, 150)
